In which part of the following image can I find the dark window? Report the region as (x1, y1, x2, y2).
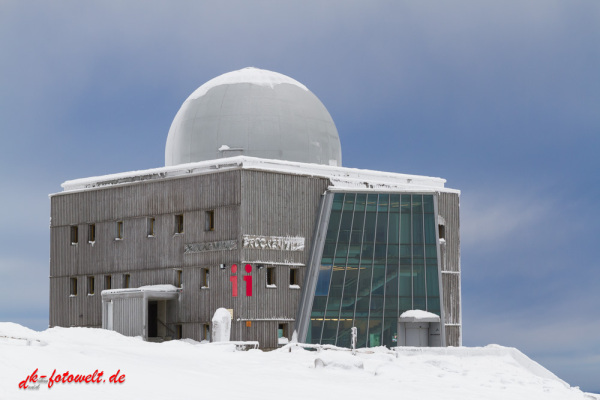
(203, 323, 211, 341)
(70, 277, 77, 296)
(116, 221, 123, 239)
(290, 268, 299, 286)
(438, 224, 446, 240)
(278, 323, 288, 339)
(176, 270, 182, 288)
(104, 275, 112, 290)
(175, 214, 184, 234)
(70, 226, 78, 244)
(123, 274, 130, 288)
(201, 268, 209, 288)
(205, 210, 214, 231)
(88, 224, 95, 242)
(87, 276, 95, 295)
(176, 324, 182, 339)
(147, 217, 155, 237)
(266, 267, 276, 286)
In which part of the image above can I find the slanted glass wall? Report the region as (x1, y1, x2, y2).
(308, 192, 440, 348)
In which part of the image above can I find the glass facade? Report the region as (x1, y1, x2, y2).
(308, 192, 440, 348)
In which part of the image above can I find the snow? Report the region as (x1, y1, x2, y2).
(399, 309, 441, 322)
(1, 322, 597, 400)
(101, 284, 179, 296)
(186, 67, 309, 101)
(211, 308, 232, 342)
(57, 156, 456, 194)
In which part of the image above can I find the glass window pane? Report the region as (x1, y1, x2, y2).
(378, 194, 389, 212)
(316, 265, 332, 296)
(382, 318, 398, 348)
(340, 210, 353, 231)
(366, 194, 378, 212)
(413, 213, 424, 245)
(390, 194, 400, 213)
(388, 213, 399, 244)
(343, 193, 356, 211)
(423, 194, 435, 213)
(412, 194, 423, 214)
(309, 319, 323, 344)
(336, 319, 354, 348)
(376, 214, 388, 243)
(401, 195, 411, 213)
(364, 212, 377, 243)
(312, 296, 327, 314)
(354, 193, 367, 212)
(354, 318, 368, 348)
(400, 213, 411, 244)
(332, 193, 344, 211)
(371, 264, 386, 295)
(368, 318, 382, 347)
(424, 214, 436, 244)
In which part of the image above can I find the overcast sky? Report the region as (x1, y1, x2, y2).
(1, 0, 599, 393)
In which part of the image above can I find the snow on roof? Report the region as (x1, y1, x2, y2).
(101, 284, 180, 296)
(399, 309, 441, 322)
(56, 156, 459, 195)
(186, 67, 308, 101)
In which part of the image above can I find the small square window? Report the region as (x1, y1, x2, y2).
(70, 277, 77, 296)
(123, 274, 130, 288)
(266, 267, 276, 287)
(289, 268, 299, 286)
(88, 224, 96, 243)
(87, 276, 95, 295)
(147, 217, 155, 237)
(116, 221, 124, 240)
(175, 214, 184, 234)
(70, 225, 78, 245)
(205, 210, 214, 231)
(201, 268, 209, 288)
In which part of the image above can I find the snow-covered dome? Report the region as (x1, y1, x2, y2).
(165, 67, 342, 167)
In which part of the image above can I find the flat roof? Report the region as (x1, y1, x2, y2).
(55, 156, 459, 195)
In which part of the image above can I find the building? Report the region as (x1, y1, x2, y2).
(49, 67, 461, 349)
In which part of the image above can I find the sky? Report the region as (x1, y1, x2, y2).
(1, 0, 599, 393)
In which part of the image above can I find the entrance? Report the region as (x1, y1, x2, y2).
(148, 301, 158, 337)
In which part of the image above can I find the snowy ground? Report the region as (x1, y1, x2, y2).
(1, 322, 598, 400)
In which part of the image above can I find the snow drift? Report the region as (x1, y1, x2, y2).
(0, 322, 597, 400)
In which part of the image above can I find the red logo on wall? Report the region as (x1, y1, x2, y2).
(230, 264, 252, 297)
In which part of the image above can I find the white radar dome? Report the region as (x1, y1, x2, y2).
(165, 67, 342, 167)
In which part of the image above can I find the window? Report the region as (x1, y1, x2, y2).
(266, 267, 276, 287)
(116, 221, 124, 240)
(289, 268, 299, 287)
(278, 323, 288, 339)
(438, 224, 446, 240)
(201, 268, 209, 288)
(70, 277, 77, 296)
(104, 275, 112, 290)
(175, 324, 182, 340)
(88, 224, 96, 243)
(87, 276, 95, 295)
(175, 214, 184, 234)
(147, 217, 155, 237)
(123, 274, 130, 288)
(203, 323, 211, 341)
(205, 210, 214, 231)
(176, 270, 182, 288)
(70, 225, 78, 245)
